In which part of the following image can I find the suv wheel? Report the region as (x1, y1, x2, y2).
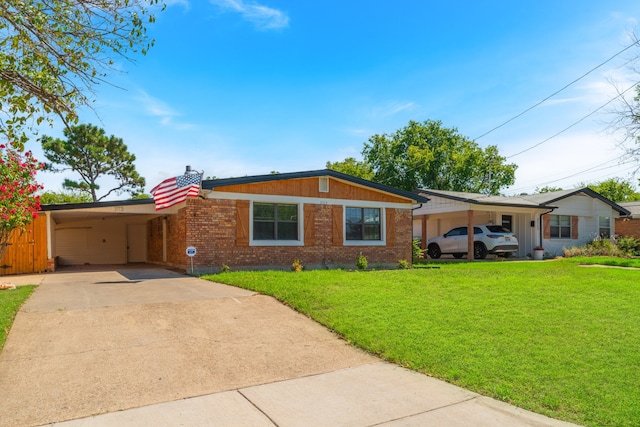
(474, 242, 488, 259)
(427, 244, 441, 259)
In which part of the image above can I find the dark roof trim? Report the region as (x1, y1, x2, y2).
(538, 188, 631, 215)
(202, 169, 430, 203)
(41, 198, 155, 211)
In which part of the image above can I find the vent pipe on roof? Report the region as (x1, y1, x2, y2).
(185, 165, 192, 174)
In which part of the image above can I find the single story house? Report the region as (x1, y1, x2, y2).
(413, 188, 630, 259)
(1, 169, 427, 276)
(615, 201, 640, 239)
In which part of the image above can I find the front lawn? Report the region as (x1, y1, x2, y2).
(203, 260, 640, 427)
(0, 285, 36, 351)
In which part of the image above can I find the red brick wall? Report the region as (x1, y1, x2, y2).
(148, 198, 413, 272)
(615, 218, 640, 239)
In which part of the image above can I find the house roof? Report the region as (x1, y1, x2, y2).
(618, 201, 640, 217)
(415, 188, 631, 215)
(202, 169, 430, 203)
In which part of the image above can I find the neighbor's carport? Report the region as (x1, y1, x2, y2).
(41, 199, 176, 268)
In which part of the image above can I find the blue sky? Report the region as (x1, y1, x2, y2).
(32, 0, 640, 198)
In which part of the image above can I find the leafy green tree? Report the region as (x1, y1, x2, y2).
(535, 186, 564, 193)
(361, 120, 517, 193)
(39, 190, 92, 205)
(0, 143, 43, 263)
(0, 0, 161, 149)
(585, 178, 640, 202)
(326, 157, 374, 180)
(41, 124, 145, 202)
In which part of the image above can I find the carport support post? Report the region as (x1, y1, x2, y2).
(467, 210, 474, 261)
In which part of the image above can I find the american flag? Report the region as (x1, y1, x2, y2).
(150, 172, 202, 210)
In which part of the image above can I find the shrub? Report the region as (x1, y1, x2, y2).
(412, 238, 423, 259)
(398, 259, 410, 269)
(616, 236, 640, 256)
(291, 259, 303, 272)
(356, 252, 368, 270)
(220, 264, 231, 273)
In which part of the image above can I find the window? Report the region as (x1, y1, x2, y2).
(599, 216, 611, 238)
(253, 202, 298, 240)
(346, 207, 381, 240)
(501, 215, 513, 232)
(550, 215, 571, 238)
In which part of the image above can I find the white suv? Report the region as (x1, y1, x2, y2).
(426, 225, 518, 259)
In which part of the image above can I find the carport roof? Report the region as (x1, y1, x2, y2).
(415, 188, 631, 215)
(41, 198, 155, 211)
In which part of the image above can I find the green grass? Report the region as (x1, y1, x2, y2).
(0, 285, 36, 351)
(203, 260, 640, 427)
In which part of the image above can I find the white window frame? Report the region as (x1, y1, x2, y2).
(343, 205, 386, 246)
(549, 214, 571, 239)
(599, 216, 611, 238)
(250, 201, 304, 247)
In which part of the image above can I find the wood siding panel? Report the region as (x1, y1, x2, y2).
(332, 205, 343, 246)
(214, 177, 409, 204)
(386, 208, 395, 245)
(571, 216, 579, 239)
(1, 216, 48, 275)
(304, 204, 315, 246)
(236, 200, 250, 246)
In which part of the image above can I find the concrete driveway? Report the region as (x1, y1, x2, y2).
(0, 266, 578, 427)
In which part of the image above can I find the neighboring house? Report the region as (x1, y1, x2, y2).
(10, 169, 426, 276)
(616, 201, 640, 239)
(413, 188, 630, 258)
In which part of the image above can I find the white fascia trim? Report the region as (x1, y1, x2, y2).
(204, 190, 412, 210)
(249, 200, 305, 247)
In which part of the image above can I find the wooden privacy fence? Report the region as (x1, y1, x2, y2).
(0, 216, 47, 276)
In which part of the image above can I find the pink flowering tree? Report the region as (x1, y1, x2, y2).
(0, 142, 43, 264)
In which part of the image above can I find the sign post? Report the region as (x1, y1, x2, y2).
(186, 246, 197, 275)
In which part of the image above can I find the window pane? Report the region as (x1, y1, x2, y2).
(277, 204, 297, 221)
(254, 203, 274, 220)
(278, 222, 298, 240)
(364, 224, 381, 240)
(599, 216, 610, 228)
(254, 222, 274, 240)
(363, 208, 380, 224)
(550, 215, 559, 226)
(550, 226, 559, 238)
(560, 226, 571, 238)
(559, 215, 570, 227)
(346, 208, 363, 224)
(346, 223, 363, 240)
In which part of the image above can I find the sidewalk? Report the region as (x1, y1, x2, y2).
(0, 267, 579, 427)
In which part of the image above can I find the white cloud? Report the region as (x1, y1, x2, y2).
(210, 0, 289, 30)
(135, 91, 196, 130)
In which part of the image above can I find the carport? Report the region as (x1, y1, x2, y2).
(41, 199, 177, 269)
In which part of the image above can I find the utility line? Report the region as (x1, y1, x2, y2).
(505, 80, 640, 159)
(474, 39, 640, 141)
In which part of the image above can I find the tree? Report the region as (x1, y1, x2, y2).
(0, 0, 161, 149)
(360, 120, 517, 193)
(326, 157, 374, 180)
(41, 124, 146, 202)
(39, 190, 92, 205)
(584, 178, 640, 202)
(0, 143, 43, 263)
(535, 186, 564, 193)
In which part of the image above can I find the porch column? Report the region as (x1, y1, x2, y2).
(421, 215, 427, 250)
(467, 210, 474, 260)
